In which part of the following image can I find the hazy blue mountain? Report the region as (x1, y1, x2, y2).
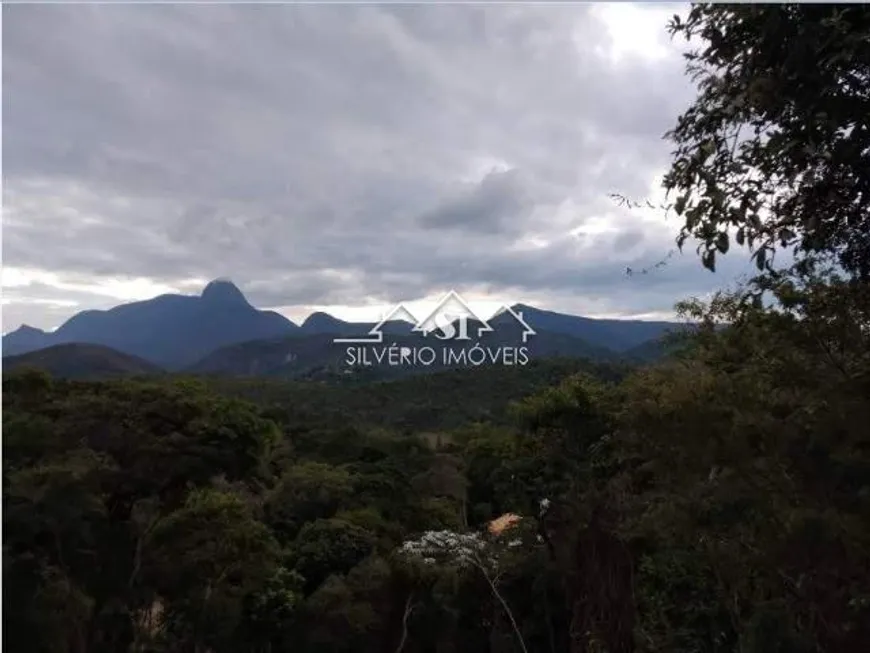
(2, 279, 298, 368)
(494, 303, 681, 352)
(299, 311, 414, 337)
(2, 324, 54, 356)
(3, 280, 686, 372)
(187, 317, 617, 379)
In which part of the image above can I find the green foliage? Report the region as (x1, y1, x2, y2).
(291, 518, 377, 593)
(2, 376, 285, 653)
(664, 5, 870, 278)
(615, 280, 870, 652)
(265, 461, 355, 541)
(144, 489, 281, 650)
(237, 567, 305, 651)
(203, 357, 624, 432)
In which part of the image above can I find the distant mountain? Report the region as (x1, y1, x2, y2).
(299, 303, 684, 354)
(2, 324, 54, 355)
(494, 304, 681, 352)
(187, 317, 617, 380)
(2, 279, 298, 368)
(298, 312, 414, 337)
(2, 343, 163, 379)
(3, 281, 687, 373)
(299, 311, 351, 334)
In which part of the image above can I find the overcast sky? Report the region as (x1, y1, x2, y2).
(3, 2, 756, 331)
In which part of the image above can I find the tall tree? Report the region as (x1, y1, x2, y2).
(664, 5, 870, 277)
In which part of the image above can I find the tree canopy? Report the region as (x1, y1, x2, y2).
(664, 4, 870, 278)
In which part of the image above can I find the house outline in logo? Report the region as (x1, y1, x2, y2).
(332, 303, 418, 344)
(332, 290, 537, 345)
(493, 304, 537, 343)
(411, 290, 494, 340)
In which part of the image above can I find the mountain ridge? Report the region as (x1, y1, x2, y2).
(3, 279, 685, 372)
(3, 279, 299, 368)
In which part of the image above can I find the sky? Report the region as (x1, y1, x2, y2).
(3, 2, 757, 331)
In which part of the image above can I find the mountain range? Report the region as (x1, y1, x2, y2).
(2, 279, 687, 379)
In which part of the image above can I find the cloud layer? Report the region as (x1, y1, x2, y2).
(3, 3, 755, 330)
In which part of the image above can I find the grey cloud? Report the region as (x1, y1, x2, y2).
(2, 2, 738, 330)
(417, 169, 536, 233)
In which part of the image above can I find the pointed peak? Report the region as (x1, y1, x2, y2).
(15, 324, 47, 334)
(2, 323, 50, 342)
(201, 278, 249, 305)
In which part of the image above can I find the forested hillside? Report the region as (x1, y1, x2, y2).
(3, 4, 869, 653)
(5, 271, 868, 652)
(201, 357, 628, 431)
(2, 343, 165, 380)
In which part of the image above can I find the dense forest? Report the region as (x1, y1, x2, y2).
(4, 5, 869, 653)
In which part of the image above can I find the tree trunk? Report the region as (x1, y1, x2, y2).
(541, 502, 635, 653)
(394, 593, 417, 653)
